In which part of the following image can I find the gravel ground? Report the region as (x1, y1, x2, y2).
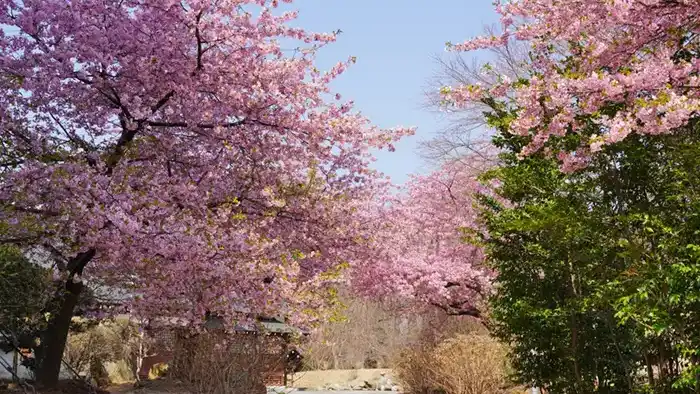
(298, 392, 391, 394)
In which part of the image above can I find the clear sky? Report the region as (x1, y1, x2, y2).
(287, 1, 499, 184)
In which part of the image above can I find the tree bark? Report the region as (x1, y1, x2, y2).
(568, 261, 582, 389)
(35, 279, 83, 386)
(645, 352, 655, 388)
(35, 249, 95, 387)
(12, 350, 19, 383)
(570, 313, 582, 387)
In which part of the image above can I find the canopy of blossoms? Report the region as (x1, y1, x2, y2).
(443, 0, 700, 171)
(0, 0, 411, 327)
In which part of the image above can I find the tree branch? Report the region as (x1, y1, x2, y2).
(194, 11, 205, 72)
(430, 301, 482, 318)
(10, 206, 60, 216)
(146, 119, 246, 129)
(65, 249, 96, 277)
(105, 89, 176, 174)
(151, 90, 176, 113)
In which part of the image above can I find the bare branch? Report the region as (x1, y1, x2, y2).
(420, 25, 531, 164)
(430, 302, 482, 318)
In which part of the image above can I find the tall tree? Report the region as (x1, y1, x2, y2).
(0, 0, 410, 385)
(477, 79, 700, 393)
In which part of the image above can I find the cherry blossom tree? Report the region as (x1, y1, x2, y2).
(443, 0, 700, 171)
(353, 156, 495, 319)
(0, 0, 410, 385)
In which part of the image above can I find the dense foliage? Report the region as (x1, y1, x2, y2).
(417, 2, 700, 392)
(354, 158, 494, 317)
(2, 0, 700, 391)
(478, 85, 700, 393)
(0, 245, 50, 347)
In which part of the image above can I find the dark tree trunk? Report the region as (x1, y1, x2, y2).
(35, 280, 83, 387)
(645, 352, 655, 388)
(12, 350, 19, 383)
(35, 249, 95, 388)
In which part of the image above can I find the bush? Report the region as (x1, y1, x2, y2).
(63, 318, 141, 386)
(170, 331, 283, 394)
(0, 245, 51, 344)
(394, 334, 516, 394)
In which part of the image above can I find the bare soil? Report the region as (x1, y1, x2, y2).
(289, 369, 394, 390)
(0, 379, 110, 394)
(108, 380, 189, 394)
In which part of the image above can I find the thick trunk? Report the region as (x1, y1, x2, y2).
(34, 249, 95, 388)
(35, 279, 83, 387)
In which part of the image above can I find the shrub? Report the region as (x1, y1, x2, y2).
(63, 318, 141, 386)
(170, 331, 283, 394)
(394, 333, 516, 394)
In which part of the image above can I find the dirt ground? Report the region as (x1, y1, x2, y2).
(3, 370, 398, 393)
(0, 379, 110, 394)
(108, 381, 189, 394)
(289, 369, 394, 390)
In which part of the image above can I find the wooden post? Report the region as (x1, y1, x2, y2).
(282, 336, 288, 387)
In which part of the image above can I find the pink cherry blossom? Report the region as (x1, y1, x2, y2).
(0, 0, 413, 328)
(445, 0, 700, 169)
(353, 153, 496, 317)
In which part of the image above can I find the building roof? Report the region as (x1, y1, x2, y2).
(205, 316, 303, 335)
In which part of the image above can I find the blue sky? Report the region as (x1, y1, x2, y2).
(287, 1, 499, 183)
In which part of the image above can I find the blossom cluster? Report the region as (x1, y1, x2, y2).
(446, 0, 700, 170)
(353, 157, 495, 315)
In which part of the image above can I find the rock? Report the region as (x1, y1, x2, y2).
(148, 362, 169, 380)
(323, 383, 342, 391)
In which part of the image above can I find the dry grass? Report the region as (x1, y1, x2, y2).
(394, 333, 518, 394)
(108, 380, 189, 393)
(64, 318, 141, 386)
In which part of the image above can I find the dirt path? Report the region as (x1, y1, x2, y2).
(107, 369, 399, 393)
(289, 369, 396, 391)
